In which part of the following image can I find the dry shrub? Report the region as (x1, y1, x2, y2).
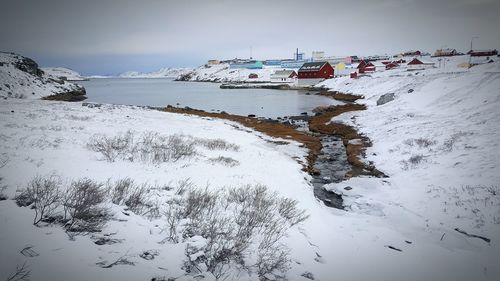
(15, 174, 61, 225)
(165, 184, 308, 280)
(108, 178, 152, 215)
(208, 156, 239, 167)
(87, 131, 197, 164)
(63, 178, 110, 232)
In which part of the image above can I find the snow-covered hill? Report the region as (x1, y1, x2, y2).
(42, 67, 87, 81)
(177, 63, 277, 83)
(319, 60, 500, 280)
(118, 67, 193, 78)
(0, 52, 85, 100)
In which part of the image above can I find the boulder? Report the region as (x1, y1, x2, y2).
(377, 93, 395, 106)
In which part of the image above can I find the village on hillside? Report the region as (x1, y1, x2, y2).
(198, 48, 499, 86)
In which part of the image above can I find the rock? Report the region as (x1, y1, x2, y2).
(377, 93, 395, 105)
(301, 272, 315, 280)
(140, 250, 159, 260)
(15, 56, 44, 77)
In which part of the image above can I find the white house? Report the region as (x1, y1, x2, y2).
(270, 70, 298, 83)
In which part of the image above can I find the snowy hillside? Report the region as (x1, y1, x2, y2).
(42, 67, 87, 81)
(0, 52, 85, 99)
(119, 67, 193, 78)
(178, 63, 277, 83)
(319, 60, 500, 279)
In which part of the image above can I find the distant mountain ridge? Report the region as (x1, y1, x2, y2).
(118, 67, 193, 78)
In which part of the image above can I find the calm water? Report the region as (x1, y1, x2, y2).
(78, 78, 339, 118)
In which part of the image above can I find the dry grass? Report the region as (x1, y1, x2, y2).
(162, 106, 322, 173)
(318, 91, 364, 102)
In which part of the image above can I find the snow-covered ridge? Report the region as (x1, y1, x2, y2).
(177, 63, 278, 83)
(118, 67, 193, 78)
(42, 67, 87, 81)
(0, 52, 85, 99)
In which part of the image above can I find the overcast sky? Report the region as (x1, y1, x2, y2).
(1, 0, 499, 75)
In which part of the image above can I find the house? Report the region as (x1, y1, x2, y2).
(407, 58, 435, 70)
(270, 70, 297, 83)
(357, 60, 376, 73)
(385, 62, 399, 70)
(468, 49, 498, 57)
(298, 61, 334, 86)
(433, 48, 458, 57)
(403, 50, 422, 56)
(229, 60, 263, 69)
(207, 59, 220, 65)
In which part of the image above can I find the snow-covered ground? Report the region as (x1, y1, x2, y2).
(41, 67, 87, 81)
(0, 52, 85, 99)
(319, 58, 500, 280)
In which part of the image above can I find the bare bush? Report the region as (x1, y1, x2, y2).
(175, 178, 194, 196)
(63, 178, 110, 232)
(87, 131, 134, 162)
(441, 131, 473, 152)
(108, 178, 151, 214)
(404, 138, 437, 149)
(165, 184, 308, 280)
(209, 156, 239, 167)
(19, 174, 61, 225)
(196, 138, 240, 152)
(401, 154, 426, 170)
(6, 262, 31, 281)
(0, 177, 7, 201)
(87, 131, 197, 164)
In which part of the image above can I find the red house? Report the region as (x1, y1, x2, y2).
(298, 61, 334, 85)
(468, 49, 498, 57)
(357, 60, 376, 73)
(385, 62, 399, 70)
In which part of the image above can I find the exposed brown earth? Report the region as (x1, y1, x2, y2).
(161, 106, 322, 173)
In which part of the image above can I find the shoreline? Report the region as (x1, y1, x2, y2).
(160, 90, 385, 180)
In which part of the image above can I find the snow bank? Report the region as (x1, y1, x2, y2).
(0, 52, 85, 99)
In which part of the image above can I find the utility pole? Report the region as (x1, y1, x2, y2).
(468, 36, 479, 67)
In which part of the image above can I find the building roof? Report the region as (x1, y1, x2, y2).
(407, 58, 423, 65)
(298, 61, 329, 72)
(272, 70, 297, 77)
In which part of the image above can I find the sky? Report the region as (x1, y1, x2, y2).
(1, 0, 499, 75)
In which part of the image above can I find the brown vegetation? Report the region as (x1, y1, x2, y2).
(161, 106, 321, 173)
(317, 91, 364, 102)
(42, 90, 87, 102)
